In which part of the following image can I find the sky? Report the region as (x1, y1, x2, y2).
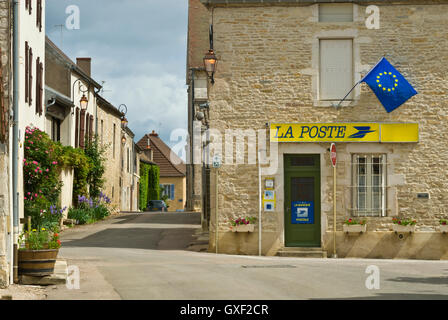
(45, 0, 188, 150)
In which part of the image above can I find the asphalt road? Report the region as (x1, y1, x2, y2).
(45, 212, 448, 300)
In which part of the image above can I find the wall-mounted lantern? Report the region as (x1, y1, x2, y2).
(118, 104, 128, 129)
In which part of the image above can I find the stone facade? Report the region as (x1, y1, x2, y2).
(97, 98, 140, 212)
(97, 98, 122, 210)
(0, 0, 11, 288)
(189, 1, 448, 258)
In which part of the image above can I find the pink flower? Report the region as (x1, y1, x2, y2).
(45, 169, 49, 172)
(34, 194, 38, 197)
(35, 169, 38, 173)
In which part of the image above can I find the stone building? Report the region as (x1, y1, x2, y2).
(188, 0, 448, 259)
(45, 37, 102, 211)
(96, 95, 124, 210)
(137, 132, 186, 212)
(120, 127, 140, 212)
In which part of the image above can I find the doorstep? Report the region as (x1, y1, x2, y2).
(276, 247, 327, 258)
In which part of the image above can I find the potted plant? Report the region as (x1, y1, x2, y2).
(343, 218, 367, 234)
(392, 217, 417, 233)
(440, 219, 448, 233)
(18, 228, 61, 277)
(231, 217, 257, 233)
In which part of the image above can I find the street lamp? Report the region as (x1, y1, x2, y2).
(121, 134, 127, 145)
(203, 49, 218, 84)
(118, 104, 128, 128)
(72, 79, 89, 114)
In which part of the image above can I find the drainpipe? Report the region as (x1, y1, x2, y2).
(11, 0, 20, 284)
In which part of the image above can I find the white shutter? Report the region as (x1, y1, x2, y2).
(320, 39, 353, 100)
(319, 4, 353, 22)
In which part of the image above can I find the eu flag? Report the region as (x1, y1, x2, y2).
(362, 57, 417, 113)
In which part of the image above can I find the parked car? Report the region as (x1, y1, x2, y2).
(147, 200, 167, 212)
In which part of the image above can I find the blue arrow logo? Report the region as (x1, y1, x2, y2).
(348, 126, 376, 139)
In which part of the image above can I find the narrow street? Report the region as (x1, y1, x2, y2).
(45, 212, 448, 300)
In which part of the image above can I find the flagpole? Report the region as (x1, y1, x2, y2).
(332, 81, 361, 108)
(332, 56, 385, 108)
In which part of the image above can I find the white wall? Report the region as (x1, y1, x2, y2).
(16, 0, 46, 220)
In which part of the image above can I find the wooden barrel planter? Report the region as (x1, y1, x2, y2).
(18, 249, 59, 277)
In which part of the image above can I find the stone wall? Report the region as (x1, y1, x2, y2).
(0, 0, 10, 287)
(97, 106, 122, 211)
(196, 2, 448, 256)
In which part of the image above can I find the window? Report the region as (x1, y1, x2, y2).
(319, 39, 353, 100)
(127, 148, 130, 173)
(351, 154, 386, 217)
(160, 184, 175, 200)
(100, 120, 104, 145)
(113, 124, 116, 158)
(51, 117, 61, 142)
(75, 108, 80, 148)
(319, 4, 353, 22)
(35, 57, 43, 115)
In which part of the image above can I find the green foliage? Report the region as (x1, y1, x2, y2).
(58, 146, 92, 202)
(392, 217, 417, 226)
(231, 217, 257, 226)
(18, 228, 61, 250)
(23, 127, 62, 214)
(68, 195, 111, 225)
(84, 136, 106, 199)
(139, 163, 150, 211)
(147, 165, 160, 201)
(344, 218, 366, 225)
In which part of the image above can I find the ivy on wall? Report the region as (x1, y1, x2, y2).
(139, 162, 160, 210)
(147, 164, 160, 202)
(139, 163, 150, 211)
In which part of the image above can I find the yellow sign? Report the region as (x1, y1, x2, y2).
(380, 123, 419, 143)
(271, 123, 418, 143)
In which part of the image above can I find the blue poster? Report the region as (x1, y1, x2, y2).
(291, 201, 314, 224)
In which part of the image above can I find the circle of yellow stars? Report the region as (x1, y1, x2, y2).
(376, 72, 399, 93)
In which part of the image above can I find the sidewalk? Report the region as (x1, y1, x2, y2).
(187, 228, 209, 252)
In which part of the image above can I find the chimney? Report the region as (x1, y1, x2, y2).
(76, 57, 92, 77)
(149, 130, 158, 137)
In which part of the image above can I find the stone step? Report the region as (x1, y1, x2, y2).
(276, 248, 327, 258)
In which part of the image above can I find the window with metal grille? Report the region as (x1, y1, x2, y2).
(351, 154, 386, 217)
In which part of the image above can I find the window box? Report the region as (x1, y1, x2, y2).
(231, 224, 255, 233)
(392, 224, 415, 233)
(343, 224, 367, 234)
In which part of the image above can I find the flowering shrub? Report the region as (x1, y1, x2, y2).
(440, 219, 447, 226)
(392, 217, 417, 226)
(231, 217, 257, 226)
(68, 193, 112, 225)
(24, 127, 63, 229)
(18, 228, 61, 250)
(344, 218, 366, 225)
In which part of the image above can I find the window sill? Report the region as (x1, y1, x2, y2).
(313, 100, 357, 108)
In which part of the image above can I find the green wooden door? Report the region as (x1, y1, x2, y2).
(284, 154, 321, 247)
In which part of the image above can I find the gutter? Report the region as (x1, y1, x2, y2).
(11, 0, 19, 284)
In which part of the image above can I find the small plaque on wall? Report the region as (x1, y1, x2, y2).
(417, 193, 430, 199)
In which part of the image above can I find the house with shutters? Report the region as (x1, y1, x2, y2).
(188, 0, 448, 259)
(137, 131, 186, 212)
(45, 36, 102, 210)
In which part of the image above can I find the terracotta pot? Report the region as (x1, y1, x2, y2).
(18, 249, 59, 277)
